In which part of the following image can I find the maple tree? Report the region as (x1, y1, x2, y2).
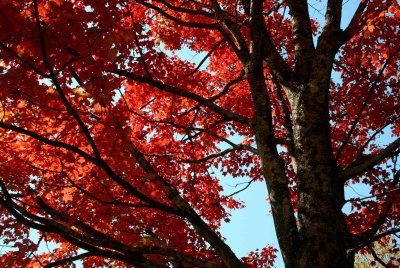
(0, 0, 399, 267)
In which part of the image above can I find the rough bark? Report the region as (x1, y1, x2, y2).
(285, 21, 352, 264)
(244, 2, 301, 267)
(247, 73, 300, 268)
(288, 86, 351, 267)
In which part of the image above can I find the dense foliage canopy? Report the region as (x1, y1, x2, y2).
(0, 0, 399, 267)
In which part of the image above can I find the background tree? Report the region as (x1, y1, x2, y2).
(0, 0, 399, 267)
(355, 236, 399, 268)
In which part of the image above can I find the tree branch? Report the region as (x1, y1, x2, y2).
(335, 48, 400, 161)
(262, 32, 297, 90)
(135, 0, 217, 29)
(345, 170, 400, 254)
(286, 0, 315, 80)
(339, 0, 369, 46)
(187, 38, 225, 77)
(210, 0, 249, 58)
(354, 116, 400, 163)
(125, 142, 244, 267)
(339, 138, 400, 181)
(367, 243, 390, 268)
(2, 181, 222, 268)
(44, 252, 94, 268)
(369, 228, 400, 245)
(324, 0, 343, 32)
(339, 1, 391, 47)
(177, 144, 248, 163)
(33, 0, 51, 70)
(33, 0, 104, 161)
(113, 69, 251, 125)
(243, 7, 300, 265)
(0, 121, 180, 215)
(150, 0, 214, 18)
(358, 170, 399, 240)
(0, 43, 49, 77)
(0, 195, 166, 268)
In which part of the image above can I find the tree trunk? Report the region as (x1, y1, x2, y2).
(289, 86, 352, 268)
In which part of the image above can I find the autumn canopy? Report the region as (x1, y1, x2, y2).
(0, 0, 399, 267)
